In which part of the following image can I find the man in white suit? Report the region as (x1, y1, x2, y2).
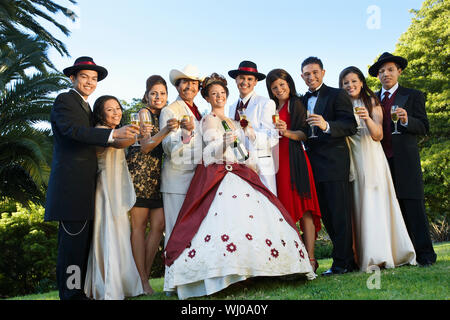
(228, 60, 278, 195)
(159, 65, 204, 246)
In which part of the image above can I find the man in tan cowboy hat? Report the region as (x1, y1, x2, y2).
(369, 52, 436, 267)
(44, 56, 139, 300)
(159, 64, 204, 247)
(228, 60, 278, 195)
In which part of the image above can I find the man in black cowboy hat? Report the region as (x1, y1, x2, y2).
(44, 56, 139, 300)
(369, 52, 436, 266)
(228, 60, 278, 195)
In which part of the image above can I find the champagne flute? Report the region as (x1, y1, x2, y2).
(391, 105, 400, 134)
(272, 110, 282, 138)
(180, 114, 191, 143)
(141, 109, 155, 143)
(130, 113, 140, 146)
(238, 109, 248, 129)
(353, 105, 363, 129)
(307, 110, 318, 138)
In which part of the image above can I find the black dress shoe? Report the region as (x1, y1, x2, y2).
(321, 267, 349, 276)
(418, 260, 434, 267)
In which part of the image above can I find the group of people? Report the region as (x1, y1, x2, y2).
(44, 52, 437, 300)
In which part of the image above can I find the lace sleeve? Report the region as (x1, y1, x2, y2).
(201, 114, 226, 166)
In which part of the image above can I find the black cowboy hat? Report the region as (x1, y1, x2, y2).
(228, 60, 266, 81)
(63, 56, 108, 81)
(368, 52, 408, 77)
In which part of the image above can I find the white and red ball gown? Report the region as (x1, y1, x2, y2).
(84, 138, 144, 299)
(163, 113, 315, 299)
(348, 100, 416, 272)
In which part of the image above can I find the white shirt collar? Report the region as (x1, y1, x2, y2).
(240, 91, 255, 105)
(70, 89, 89, 103)
(309, 82, 324, 94)
(381, 82, 399, 98)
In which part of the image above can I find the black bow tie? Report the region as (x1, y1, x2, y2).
(305, 90, 319, 99)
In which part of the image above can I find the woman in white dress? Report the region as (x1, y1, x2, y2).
(163, 73, 315, 300)
(84, 95, 145, 299)
(339, 66, 416, 272)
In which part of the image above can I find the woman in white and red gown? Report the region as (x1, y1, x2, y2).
(163, 73, 315, 300)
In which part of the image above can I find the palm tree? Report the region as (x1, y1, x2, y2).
(0, 26, 55, 88)
(0, 0, 77, 57)
(0, 35, 70, 206)
(0, 1, 77, 206)
(0, 71, 70, 206)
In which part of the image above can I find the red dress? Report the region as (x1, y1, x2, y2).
(276, 101, 322, 234)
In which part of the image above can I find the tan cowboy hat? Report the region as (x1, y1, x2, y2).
(169, 64, 204, 86)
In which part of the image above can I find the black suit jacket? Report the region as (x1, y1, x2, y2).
(377, 85, 429, 199)
(302, 84, 357, 182)
(44, 90, 112, 221)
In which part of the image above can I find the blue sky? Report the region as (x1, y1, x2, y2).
(46, 0, 424, 114)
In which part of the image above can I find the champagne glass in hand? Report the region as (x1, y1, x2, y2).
(307, 110, 318, 138)
(391, 105, 400, 134)
(353, 105, 363, 129)
(238, 110, 249, 129)
(272, 110, 282, 138)
(130, 113, 140, 146)
(141, 109, 155, 143)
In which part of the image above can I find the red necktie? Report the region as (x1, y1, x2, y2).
(234, 98, 251, 121)
(381, 91, 390, 106)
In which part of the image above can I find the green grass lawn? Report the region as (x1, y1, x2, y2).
(8, 242, 449, 300)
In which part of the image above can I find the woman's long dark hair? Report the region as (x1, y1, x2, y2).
(93, 95, 123, 128)
(338, 66, 380, 116)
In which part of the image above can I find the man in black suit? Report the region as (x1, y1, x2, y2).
(369, 52, 436, 266)
(300, 57, 357, 275)
(44, 57, 139, 300)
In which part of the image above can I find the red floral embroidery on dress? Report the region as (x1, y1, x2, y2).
(281, 240, 286, 247)
(266, 239, 272, 247)
(271, 248, 279, 258)
(232, 195, 237, 199)
(219, 192, 223, 196)
(245, 233, 253, 240)
(294, 240, 299, 248)
(249, 215, 254, 219)
(221, 234, 229, 242)
(204, 235, 211, 242)
(299, 249, 305, 259)
(188, 249, 196, 258)
(226, 243, 237, 252)
(245, 193, 250, 197)
(279, 218, 284, 222)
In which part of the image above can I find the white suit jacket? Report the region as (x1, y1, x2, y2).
(159, 97, 203, 195)
(228, 92, 278, 195)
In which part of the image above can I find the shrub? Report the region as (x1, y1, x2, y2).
(0, 203, 58, 298)
(421, 140, 450, 224)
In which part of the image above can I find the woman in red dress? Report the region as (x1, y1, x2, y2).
(266, 69, 322, 272)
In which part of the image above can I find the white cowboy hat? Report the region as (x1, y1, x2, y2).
(169, 64, 204, 86)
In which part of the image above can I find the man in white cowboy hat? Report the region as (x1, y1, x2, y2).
(44, 56, 139, 300)
(228, 60, 278, 195)
(159, 64, 204, 246)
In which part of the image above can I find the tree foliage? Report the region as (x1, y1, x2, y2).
(0, 0, 77, 57)
(366, 0, 449, 226)
(0, 1, 74, 206)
